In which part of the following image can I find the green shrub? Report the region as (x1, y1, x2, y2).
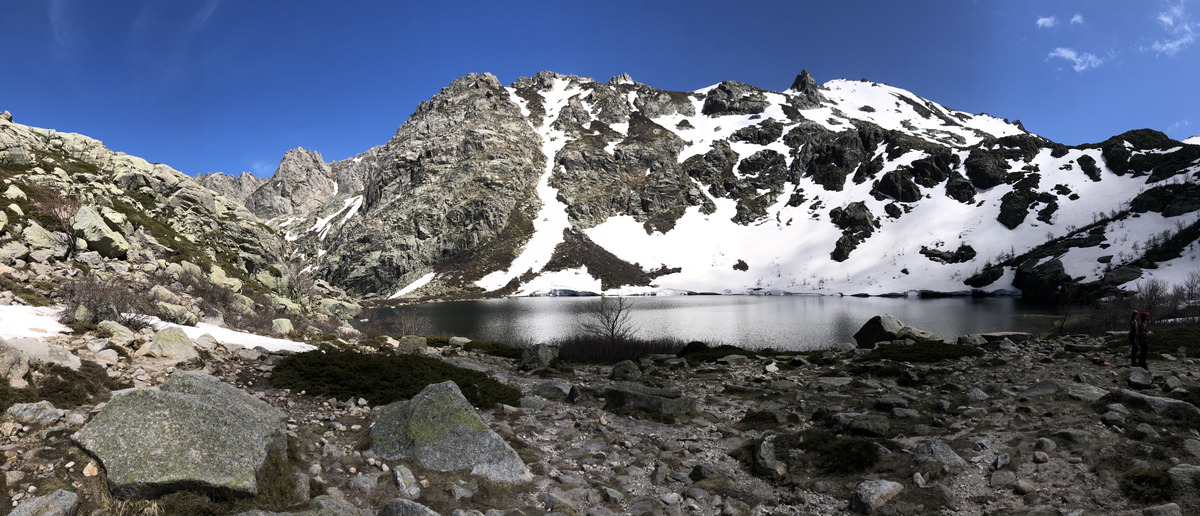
(678, 343, 762, 365)
(463, 340, 523, 360)
(0, 361, 124, 412)
(270, 349, 521, 408)
(1120, 469, 1175, 503)
(556, 335, 686, 364)
(773, 429, 883, 476)
(858, 342, 984, 363)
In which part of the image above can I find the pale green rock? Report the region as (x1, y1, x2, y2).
(6, 203, 21, 216)
(271, 318, 294, 336)
(232, 495, 369, 516)
(9, 489, 79, 516)
(0, 241, 29, 263)
(100, 206, 127, 226)
(0, 210, 7, 232)
(149, 285, 182, 305)
(269, 294, 303, 316)
(137, 326, 198, 360)
(3, 184, 25, 200)
(369, 381, 531, 483)
(0, 342, 32, 388)
(2, 337, 81, 371)
(317, 298, 361, 319)
(98, 320, 137, 348)
(210, 266, 243, 292)
(22, 222, 66, 257)
(72, 205, 129, 258)
(155, 301, 199, 326)
(70, 371, 288, 499)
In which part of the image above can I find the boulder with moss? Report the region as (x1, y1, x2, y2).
(368, 380, 531, 484)
(72, 205, 129, 259)
(70, 371, 288, 498)
(136, 326, 199, 362)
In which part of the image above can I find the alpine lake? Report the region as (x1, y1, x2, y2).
(371, 295, 1061, 351)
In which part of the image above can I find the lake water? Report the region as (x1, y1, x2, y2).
(373, 296, 1060, 351)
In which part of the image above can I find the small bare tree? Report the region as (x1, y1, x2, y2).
(31, 185, 82, 257)
(577, 296, 638, 343)
(360, 308, 430, 339)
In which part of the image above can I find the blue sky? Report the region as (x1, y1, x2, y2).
(1, 0, 1196, 177)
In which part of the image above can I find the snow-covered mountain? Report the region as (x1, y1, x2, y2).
(207, 71, 1200, 301)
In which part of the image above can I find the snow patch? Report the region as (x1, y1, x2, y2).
(0, 305, 71, 339)
(391, 272, 437, 299)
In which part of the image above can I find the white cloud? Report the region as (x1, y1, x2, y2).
(1167, 120, 1191, 138)
(1036, 16, 1058, 28)
(1071, 13, 1085, 25)
(1152, 0, 1195, 55)
(1048, 47, 1104, 71)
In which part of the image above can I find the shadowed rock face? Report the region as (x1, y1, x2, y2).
(369, 380, 531, 484)
(70, 371, 288, 499)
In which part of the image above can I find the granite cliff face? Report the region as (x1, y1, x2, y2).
(168, 71, 1200, 301)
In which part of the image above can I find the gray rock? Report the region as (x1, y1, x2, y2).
(73, 205, 129, 258)
(369, 381, 530, 483)
(194, 333, 219, 351)
(913, 440, 965, 467)
(137, 326, 198, 362)
(1129, 368, 1155, 389)
(611, 360, 642, 380)
(98, 320, 137, 347)
(1133, 423, 1161, 440)
(2, 337, 81, 371)
(75, 250, 103, 269)
(530, 380, 571, 400)
(754, 435, 785, 478)
(233, 495, 368, 516)
(850, 479, 903, 514)
(397, 336, 428, 353)
(378, 498, 441, 516)
(965, 388, 989, 402)
(604, 381, 697, 416)
(874, 395, 909, 410)
(991, 470, 1017, 488)
(392, 464, 421, 499)
(1183, 438, 1200, 459)
(156, 301, 199, 326)
(1054, 429, 1090, 444)
(1114, 389, 1200, 419)
(1035, 437, 1058, 452)
(10, 489, 79, 516)
(7, 400, 65, 426)
(0, 340, 32, 388)
(448, 336, 471, 347)
(1167, 464, 1200, 490)
(519, 344, 559, 371)
(834, 413, 890, 437)
(271, 318, 295, 336)
(1143, 503, 1183, 516)
(853, 314, 905, 348)
(70, 371, 288, 498)
(957, 334, 988, 347)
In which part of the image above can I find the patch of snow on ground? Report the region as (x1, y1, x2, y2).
(151, 318, 315, 353)
(476, 80, 577, 291)
(391, 272, 436, 299)
(1184, 136, 1200, 146)
(0, 305, 70, 339)
(515, 267, 603, 296)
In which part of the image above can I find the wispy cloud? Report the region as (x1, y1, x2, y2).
(1167, 120, 1191, 138)
(1048, 47, 1104, 71)
(1151, 1, 1195, 55)
(1071, 13, 1085, 25)
(1036, 16, 1058, 28)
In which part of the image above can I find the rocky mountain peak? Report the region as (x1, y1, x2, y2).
(242, 147, 335, 219)
(194, 171, 267, 205)
(608, 73, 638, 86)
(788, 69, 825, 108)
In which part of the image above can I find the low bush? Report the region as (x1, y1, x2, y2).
(858, 342, 984, 363)
(0, 273, 51, 306)
(771, 428, 883, 475)
(1120, 469, 1175, 503)
(0, 361, 125, 412)
(58, 276, 154, 330)
(270, 349, 521, 408)
(556, 334, 686, 364)
(677, 343, 764, 365)
(463, 340, 523, 360)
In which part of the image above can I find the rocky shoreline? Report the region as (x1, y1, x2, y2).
(2, 315, 1199, 516)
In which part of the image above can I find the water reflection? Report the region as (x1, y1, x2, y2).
(374, 296, 1058, 351)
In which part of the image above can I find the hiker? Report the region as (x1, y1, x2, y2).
(1135, 311, 1151, 368)
(1129, 310, 1140, 367)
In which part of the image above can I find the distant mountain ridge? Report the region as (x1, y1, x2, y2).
(22, 70, 1200, 302)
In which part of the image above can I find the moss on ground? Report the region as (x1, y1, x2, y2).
(0, 361, 124, 412)
(270, 349, 521, 408)
(463, 340, 523, 360)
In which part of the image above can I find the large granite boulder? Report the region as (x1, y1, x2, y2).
(604, 381, 697, 416)
(70, 371, 288, 498)
(72, 205, 129, 259)
(136, 326, 199, 362)
(1, 337, 81, 374)
(10, 489, 79, 516)
(369, 379, 530, 484)
(369, 381, 531, 483)
(853, 315, 905, 348)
